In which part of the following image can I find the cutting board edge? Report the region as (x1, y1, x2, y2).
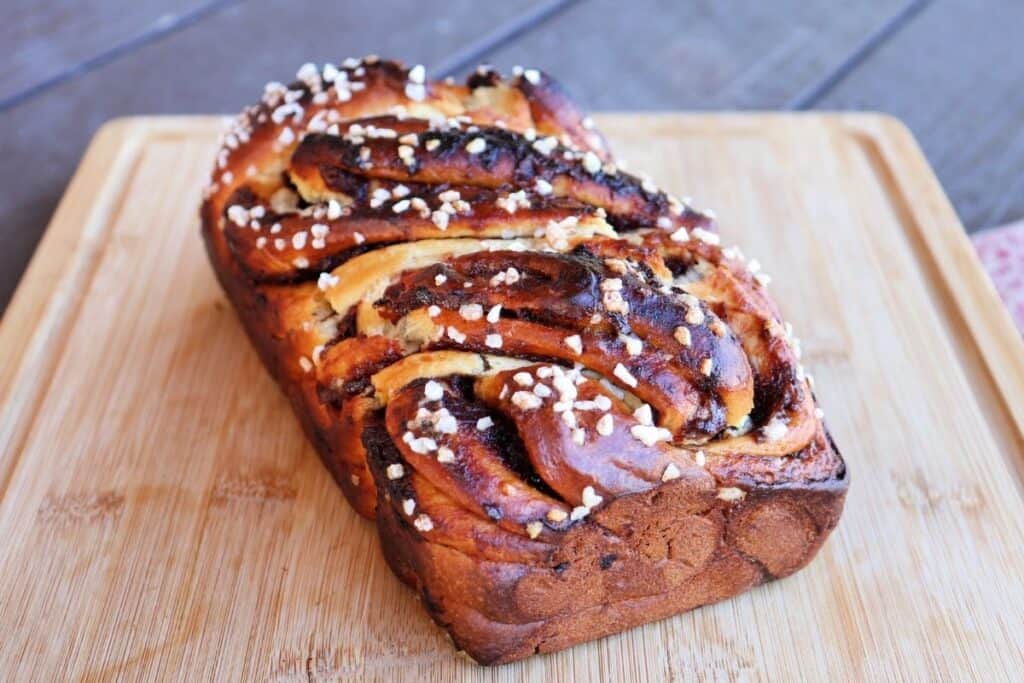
(1, 112, 1023, 679)
(0, 117, 146, 494)
(836, 112, 1024, 472)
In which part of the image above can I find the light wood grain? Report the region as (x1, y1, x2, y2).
(1, 114, 1022, 681)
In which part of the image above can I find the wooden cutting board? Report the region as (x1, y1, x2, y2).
(2, 114, 1023, 681)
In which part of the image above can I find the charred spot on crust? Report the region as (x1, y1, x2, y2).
(319, 165, 369, 198)
(362, 409, 412, 499)
(483, 410, 565, 502)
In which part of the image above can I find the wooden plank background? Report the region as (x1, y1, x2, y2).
(3, 0, 1022, 315)
(816, 0, 1024, 235)
(0, 0, 211, 103)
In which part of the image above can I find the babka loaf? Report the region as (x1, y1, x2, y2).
(200, 57, 848, 664)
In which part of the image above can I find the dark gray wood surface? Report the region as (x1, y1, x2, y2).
(816, 0, 1024, 232)
(2, 0, 1020, 314)
(1, 0, 211, 104)
(474, 0, 899, 109)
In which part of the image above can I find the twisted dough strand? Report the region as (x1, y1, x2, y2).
(201, 57, 846, 664)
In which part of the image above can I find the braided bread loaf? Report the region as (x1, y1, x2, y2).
(200, 57, 847, 664)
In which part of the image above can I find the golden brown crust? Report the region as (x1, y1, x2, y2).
(200, 57, 847, 664)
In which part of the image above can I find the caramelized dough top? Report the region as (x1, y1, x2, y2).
(202, 57, 836, 546)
